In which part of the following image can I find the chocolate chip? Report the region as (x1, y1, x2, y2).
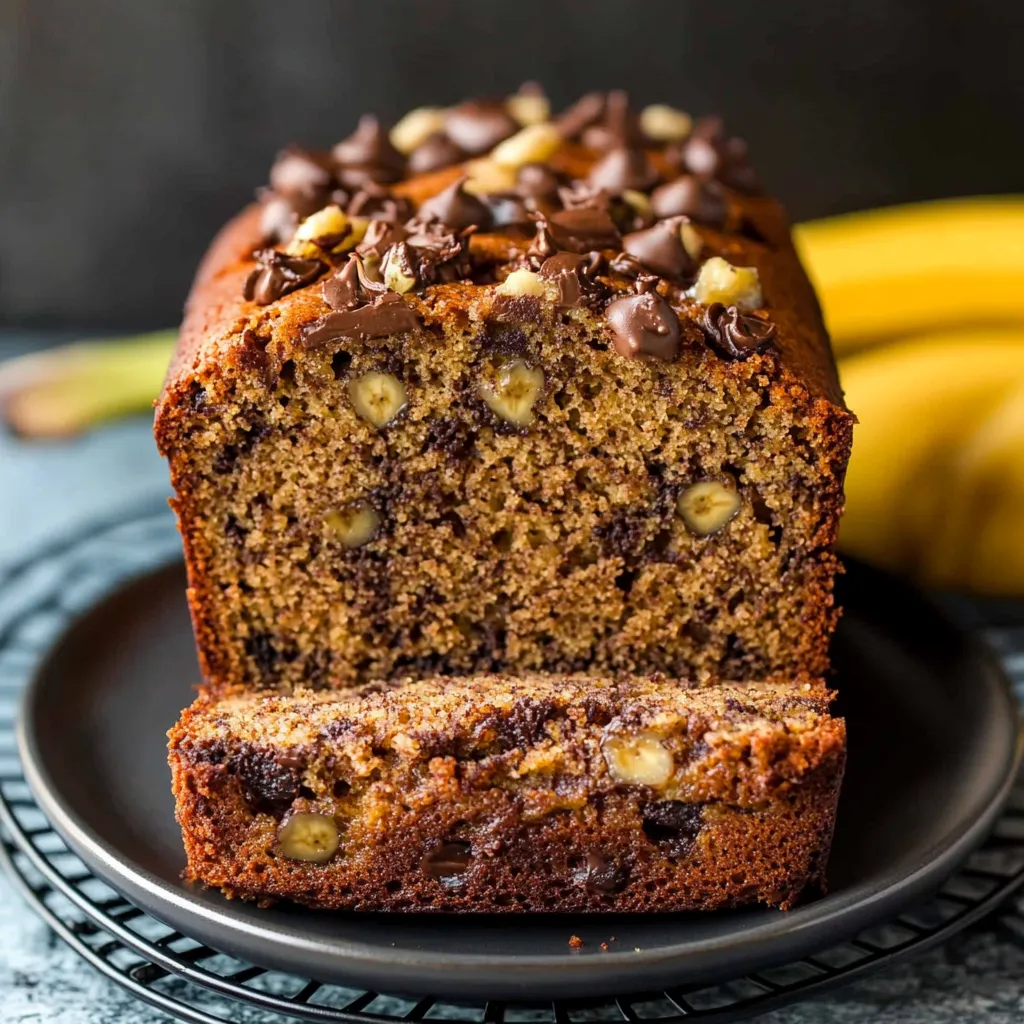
(444, 101, 518, 155)
(331, 114, 404, 184)
(546, 207, 621, 253)
(356, 219, 408, 259)
(243, 249, 325, 305)
(421, 840, 473, 880)
(621, 217, 695, 281)
(582, 852, 628, 894)
(301, 293, 420, 347)
(232, 745, 304, 815)
(321, 258, 363, 311)
(681, 134, 760, 193)
(269, 145, 334, 201)
(554, 91, 606, 140)
(700, 302, 776, 359)
(484, 191, 532, 228)
(650, 175, 727, 227)
(516, 162, 563, 201)
(641, 801, 705, 856)
(587, 146, 659, 193)
(605, 290, 681, 361)
(417, 176, 492, 232)
(408, 132, 466, 174)
(346, 181, 412, 223)
(539, 252, 586, 308)
(258, 195, 300, 244)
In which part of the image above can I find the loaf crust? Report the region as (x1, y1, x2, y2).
(169, 673, 846, 912)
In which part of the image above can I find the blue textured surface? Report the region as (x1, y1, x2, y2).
(2, 347, 1024, 1021)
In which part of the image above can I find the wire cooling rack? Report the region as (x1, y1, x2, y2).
(4, 504, 1024, 1024)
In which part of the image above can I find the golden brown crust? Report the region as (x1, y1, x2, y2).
(169, 673, 846, 912)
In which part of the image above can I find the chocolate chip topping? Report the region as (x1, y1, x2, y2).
(321, 257, 363, 311)
(231, 747, 304, 816)
(516, 163, 563, 202)
(681, 133, 760, 193)
(554, 91, 606, 140)
(701, 302, 776, 359)
(417, 176, 493, 232)
(484, 192, 532, 228)
(259, 195, 300, 244)
(444, 101, 518, 155)
(332, 115, 405, 186)
(587, 145, 659, 194)
(243, 249, 325, 305)
(582, 852, 628, 894)
(539, 252, 587, 309)
(604, 290, 681, 361)
(346, 181, 412, 223)
(269, 146, 334, 201)
(545, 207, 622, 253)
(421, 840, 473, 879)
(407, 132, 466, 174)
(650, 175, 728, 227)
(621, 217, 695, 281)
(301, 293, 419, 347)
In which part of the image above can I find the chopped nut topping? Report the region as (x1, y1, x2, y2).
(325, 502, 380, 548)
(678, 481, 742, 537)
(691, 256, 763, 310)
(640, 104, 693, 142)
(381, 242, 418, 294)
(506, 84, 551, 127)
(390, 106, 447, 155)
(286, 205, 364, 257)
(479, 360, 545, 427)
(463, 158, 518, 194)
(603, 731, 674, 787)
(348, 371, 408, 428)
(278, 812, 340, 863)
(490, 123, 562, 169)
(498, 268, 550, 298)
(679, 221, 704, 260)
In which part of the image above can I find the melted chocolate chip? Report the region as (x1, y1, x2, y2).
(516, 162, 563, 201)
(301, 293, 420, 347)
(681, 134, 760, 193)
(321, 258, 364, 311)
(587, 146, 659, 193)
(582, 852, 629, 894)
(539, 252, 586, 308)
(641, 801, 705, 856)
(421, 840, 473, 880)
(269, 145, 334, 200)
(243, 249, 325, 305)
(346, 181, 412, 223)
(554, 91, 606, 140)
(232, 746, 305, 816)
(332, 114, 404, 182)
(605, 291, 681, 360)
(444, 101, 518, 155)
(621, 217, 695, 281)
(356, 219, 408, 259)
(701, 302, 776, 359)
(650, 175, 727, 227)
(417, 176, 493, 232)
(546, 207, 622, 253)
(484, 191, 532, 227)
(407, 132, 466, 174)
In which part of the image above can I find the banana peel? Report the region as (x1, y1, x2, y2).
(794, 196, 1024, 354)
(0, 331, 175, 438)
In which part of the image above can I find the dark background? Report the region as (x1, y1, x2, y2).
(2, 0, 1022, 331)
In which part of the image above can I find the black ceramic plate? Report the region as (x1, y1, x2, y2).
(17, 559, 1021, 1001)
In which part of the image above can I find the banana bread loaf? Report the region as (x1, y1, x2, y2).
(155, 88, 853, 692)
(169, 672, 845, 912)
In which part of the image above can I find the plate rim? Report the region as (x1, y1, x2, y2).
(16, 558, 1024, 1000)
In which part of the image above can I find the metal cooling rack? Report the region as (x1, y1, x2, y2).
(4, 505, 1024, 1024)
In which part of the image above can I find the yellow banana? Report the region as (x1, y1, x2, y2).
(837, 328, 1024, 579)
(922, 380, 1024, 594)
(795, 197, 1024, 355)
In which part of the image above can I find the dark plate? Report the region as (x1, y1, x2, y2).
(17, 559, 1021, 1001)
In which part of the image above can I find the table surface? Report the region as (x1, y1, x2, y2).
(3, 333, 1024, 1023)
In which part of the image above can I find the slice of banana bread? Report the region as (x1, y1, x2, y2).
(168, 672, 845, 912)
(155, 88, 852, 692)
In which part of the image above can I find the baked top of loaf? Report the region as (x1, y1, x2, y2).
(170, 671, 845, 911)
(157, 89, 844, 432)
(154, 88, 852, 692)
